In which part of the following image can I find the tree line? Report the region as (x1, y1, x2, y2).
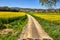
(0, 6, 60, 13)
(0, 6, 20, 12)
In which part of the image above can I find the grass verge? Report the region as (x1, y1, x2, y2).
(0, 15, 28, 40)
(33, 16, 60, 40)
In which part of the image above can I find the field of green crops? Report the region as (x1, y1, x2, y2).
(0, 12, 28, 40)
(33, 13, 60, 23)
(0, 12, 25, 18)
(29, 12, 60, 40)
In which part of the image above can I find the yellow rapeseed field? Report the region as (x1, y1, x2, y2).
(33, 13, 60, 22)
(0, 12, 26, 18)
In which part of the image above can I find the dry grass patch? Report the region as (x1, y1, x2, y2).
(0, 28, 13, 35)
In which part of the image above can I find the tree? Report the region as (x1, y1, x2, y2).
(39, 0, 60, 8)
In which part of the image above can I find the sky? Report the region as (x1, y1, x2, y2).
(0, 0, 60, 9)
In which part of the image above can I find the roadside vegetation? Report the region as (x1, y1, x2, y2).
(29, 12, 60, 40)
(0, 12, 28, 40)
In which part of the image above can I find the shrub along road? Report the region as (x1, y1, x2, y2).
(18, 14, 53, 40)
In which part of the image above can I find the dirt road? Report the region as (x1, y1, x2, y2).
(18, 14, 53, 40)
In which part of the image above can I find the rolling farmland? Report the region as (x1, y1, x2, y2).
(33, 13, 60, 21)
(0, 12, 25, 18)
(0, 12, 60, 40)
(0, 12, 27, 40)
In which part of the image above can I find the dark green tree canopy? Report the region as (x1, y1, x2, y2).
(39, 0, 60, 8)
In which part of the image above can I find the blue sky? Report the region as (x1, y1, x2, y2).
(0, 0, 60, 9)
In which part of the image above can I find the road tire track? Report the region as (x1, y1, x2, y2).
(18, 14, 53, 40)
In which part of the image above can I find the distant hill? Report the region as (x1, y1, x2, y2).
(0, 6, 60, 13)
